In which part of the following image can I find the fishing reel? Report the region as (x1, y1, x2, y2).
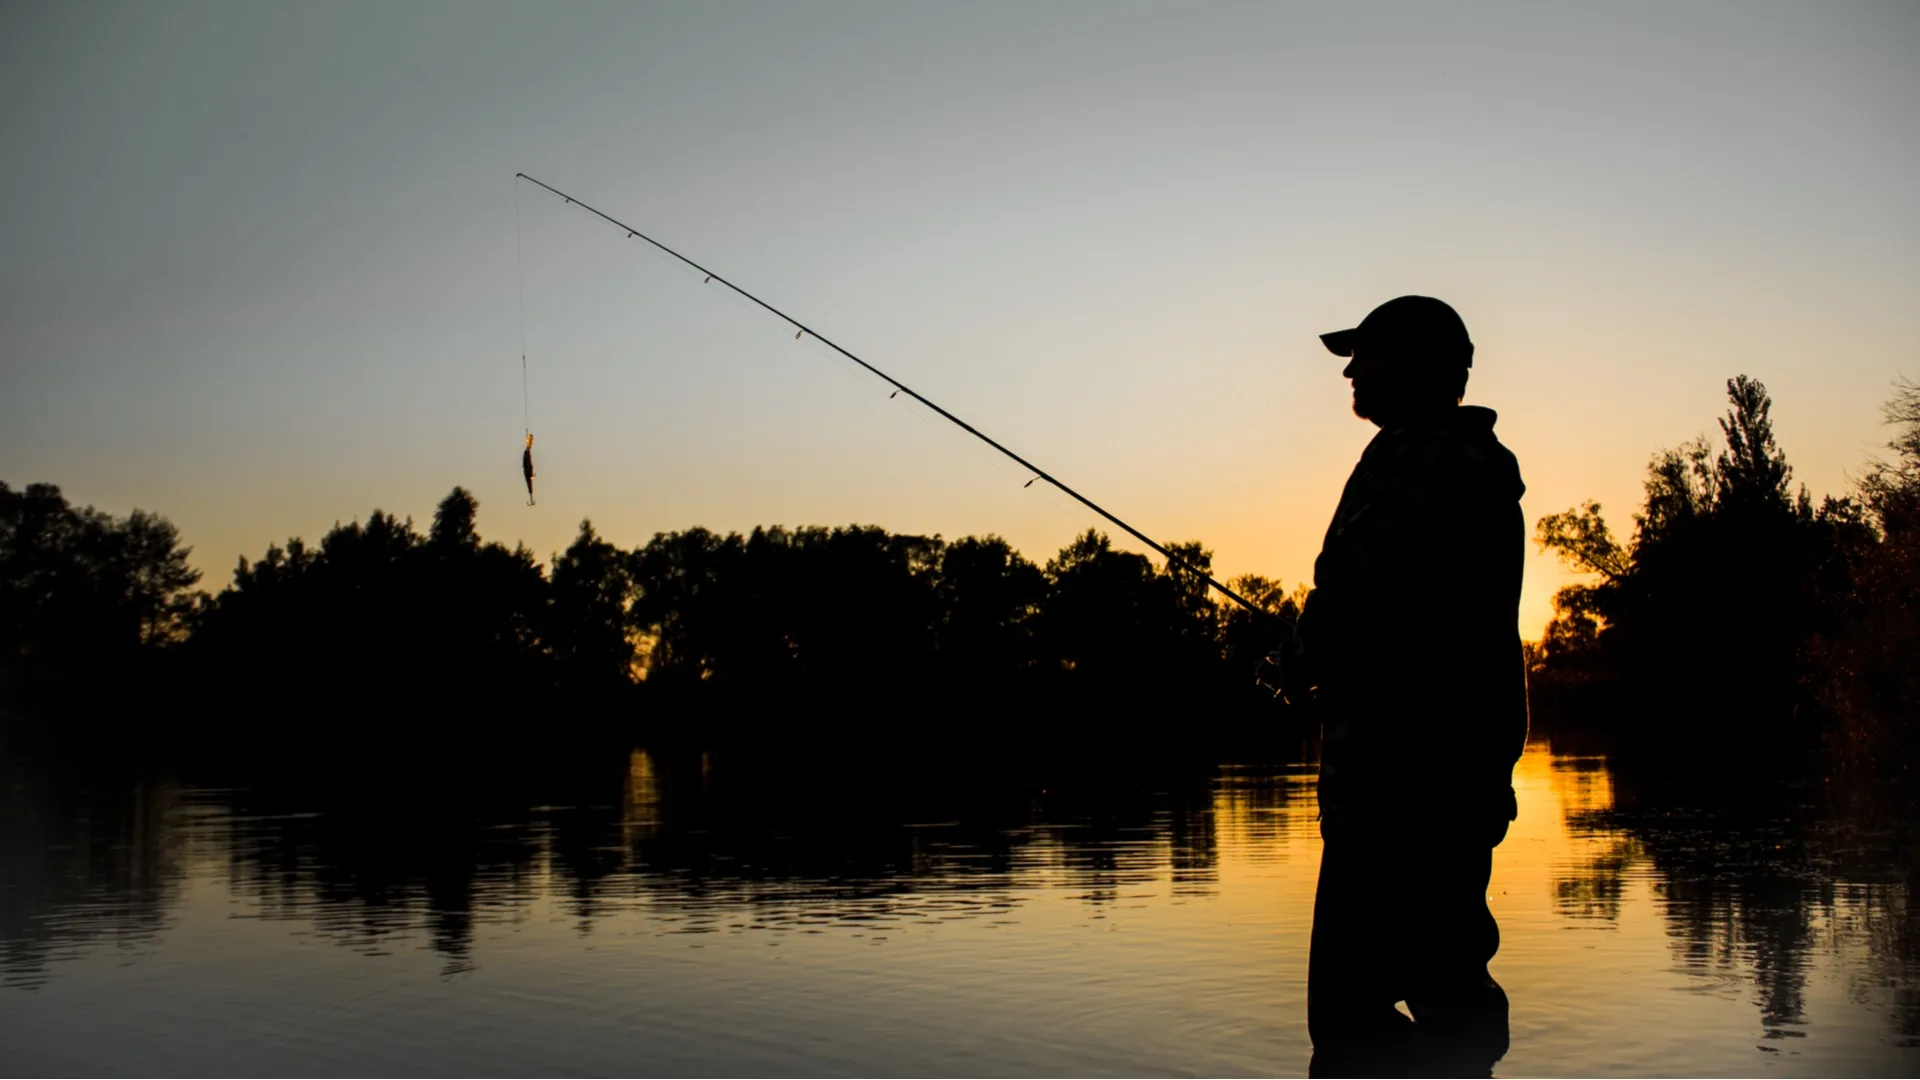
(1253, 646, 1288, 701)
(1253, 638, 1319, 708)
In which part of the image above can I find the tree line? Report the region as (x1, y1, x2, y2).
(5, 372, 1914, 761)
(1531, 375, 1919, 773)
(0, 482, 199, 697)
(1, 481, 1302, 742)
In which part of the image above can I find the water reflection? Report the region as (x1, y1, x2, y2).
(1548, 755, 1641, 922)
(1542, 749, 1920, 1059)
(2, 741, 1916, 1074)
(0, 760, 185, 989)
(0, 750, 1287, 982)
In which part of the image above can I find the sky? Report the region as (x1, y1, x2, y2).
(3, 0, 1916, 637)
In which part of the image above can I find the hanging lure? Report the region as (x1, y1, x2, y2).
(522, 432, 536, 506)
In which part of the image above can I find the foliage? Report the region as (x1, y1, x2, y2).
(12, 372, 1912, 765)
(0, 484, 1277, 735)
(189, 488, 549, 715)
(1218, 573, 1307, 678)
(549, 519, 639, 689)
(1808, 377, 1920, 782)
(0, 481, 201, 695)
(624, 524, 1267, 718)
(1531, 376, 1885, 753)
(932, 534, 1048, 686)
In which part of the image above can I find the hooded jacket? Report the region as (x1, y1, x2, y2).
(1291, 404, 1529, 830)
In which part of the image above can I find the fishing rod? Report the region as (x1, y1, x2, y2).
(515, 172, 1265, 616)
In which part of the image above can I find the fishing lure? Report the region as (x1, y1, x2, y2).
(522, 432, 535, 506)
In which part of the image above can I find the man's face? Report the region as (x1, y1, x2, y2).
(1341, 347, 1399, 423)
(1343, 345, 1464, 425)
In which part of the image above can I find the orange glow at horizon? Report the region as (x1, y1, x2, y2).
(6, 5, 1908, 647)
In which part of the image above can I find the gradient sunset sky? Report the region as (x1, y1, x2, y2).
(4, 1, 1915, 637)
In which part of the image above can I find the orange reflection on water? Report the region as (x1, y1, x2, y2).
(4, 741, 1916, 1075)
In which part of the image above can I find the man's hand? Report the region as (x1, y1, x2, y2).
(1254, 633, 1314, 705)
(1276, 632, 1315, 706)
(1253, 648, 1286, 699)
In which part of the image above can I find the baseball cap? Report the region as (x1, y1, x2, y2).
(1319, 295, 1474, 367)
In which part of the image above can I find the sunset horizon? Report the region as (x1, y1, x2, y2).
(5, 3, 1916, 1076)
(7, 3, 1914, 644)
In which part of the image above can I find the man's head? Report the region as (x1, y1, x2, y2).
(1319, 296, 1473, 426)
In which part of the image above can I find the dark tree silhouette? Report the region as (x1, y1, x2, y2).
(11, 483, 1307, 747)
(17, 365, 1915, 771)
(1033, 530, 1224, 706)
(1808, 377, 1920, 788)
(627, 527, 742, 689)
(1532, 376, 1871, 755)
(548, 519, 639, 690)
(1218, 573, 1305, 678)
(932, 534, 1046, 691)
(429, 486, 481, 550)
(1716, 375, 1795, 518)
(0, 481, 200, 697)
(189, 489, 549, 728)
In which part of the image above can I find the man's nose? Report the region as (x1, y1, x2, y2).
(1341, 359, 1356, 379)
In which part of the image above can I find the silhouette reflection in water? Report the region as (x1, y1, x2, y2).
(144, 747, 1248, 978)
(0, 758, 184, 990)
(4, 737, 1920, 1075)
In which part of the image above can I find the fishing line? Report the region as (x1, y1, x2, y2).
(513, 172, 1263, 616)
(515, 179, 538, 506)
(515, 178, 530, 436)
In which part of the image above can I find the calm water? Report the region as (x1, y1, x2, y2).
(2, 739, 1916, 1077)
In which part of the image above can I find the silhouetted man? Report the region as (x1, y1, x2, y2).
(1282, 296, 1527, 1069)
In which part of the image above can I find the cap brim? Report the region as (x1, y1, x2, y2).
(1319, 329, 1358, 357)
